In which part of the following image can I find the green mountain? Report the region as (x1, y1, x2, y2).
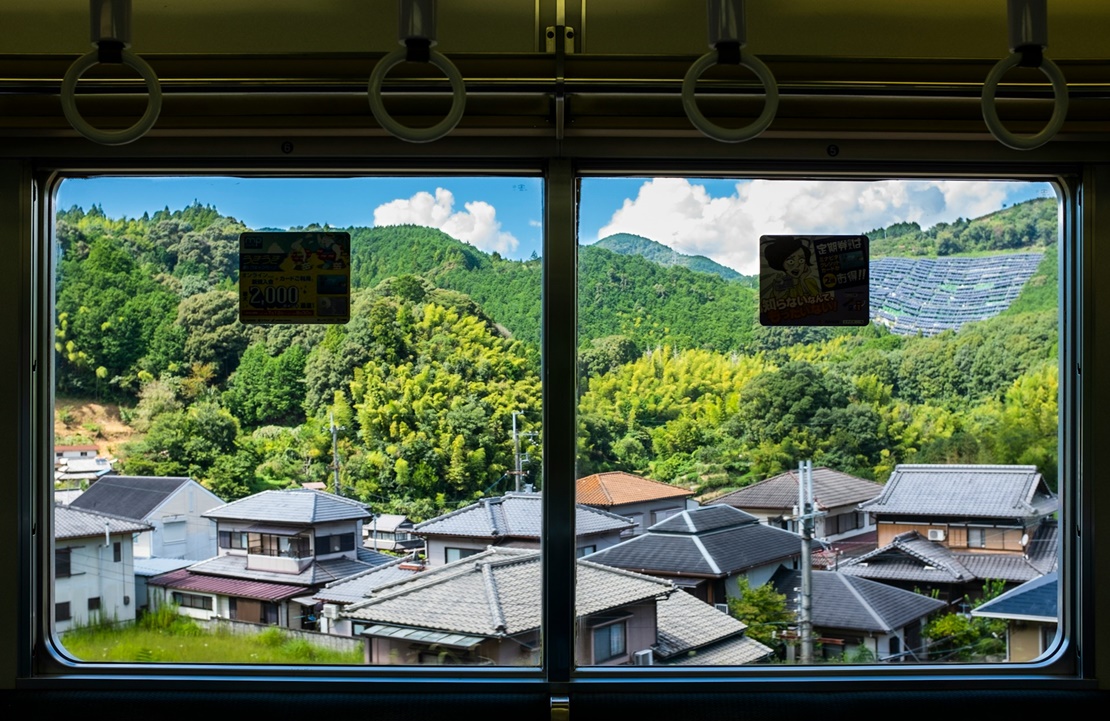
(867, 197, 1056, 257)
(593, 233, 747, 282)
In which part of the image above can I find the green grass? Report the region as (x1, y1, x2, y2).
(60, 606, 363, 664)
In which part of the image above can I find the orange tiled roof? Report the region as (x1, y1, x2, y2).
(576, 471, 693, 508)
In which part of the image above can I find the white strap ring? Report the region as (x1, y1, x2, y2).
(982, 52, 1069, 151)
(61, 49, 162, 146)
(368, 47, 466, 143)
(682, 50, 779, 144)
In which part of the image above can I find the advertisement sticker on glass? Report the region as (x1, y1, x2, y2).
(239, 232, 351, 324)
(759, 234, 869, 327)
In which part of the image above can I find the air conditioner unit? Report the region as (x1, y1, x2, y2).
(322, 603, 340, 620)
(927, 529, 946, 541)
(632, 649, 654, 666)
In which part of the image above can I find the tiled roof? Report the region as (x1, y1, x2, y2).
(972, 573, 1058, 622)
(205, 488, 371, 524)
(838, 531, 1049, 584)
(314, 555, 423, 604)
(343, 548, 671, 637)
(585, 505, 806, 577)
(859, 464, 1057, 519)
(356, 547, 396, 566)
(148, 567, 307, 603)
(660, 634, 774, 666)
(68, 475, 196, 521)
(185, 553, 378, 587)
(54, 504, 151, 540)
(413, 493, 633, 539)
(369, 514, 413, 533)
(576, 472, 693, 508)
(653, 589, 749, 658)
(773, 568, 946, 633)
(133, 557, 194, 577)
(714, 467, 884, 511)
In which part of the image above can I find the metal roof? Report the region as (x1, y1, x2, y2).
(972, 573, 1058, 623)
(68, 475, 203, 521)
(148, 567, 308, 603)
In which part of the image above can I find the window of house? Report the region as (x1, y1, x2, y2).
(316, 533, 355, 554)
(576, 545, 596, 558)
(172, 592, 214, 611)
(968, 527, 988, 549)
(112, 541, 122, 563)
(218, 531, 248, 550)
(87, 597, 101, 612)
(445, 547, 482, 564)
(55, 549, 71, 579)
(591, 619, 628, 663)
(55, 602, 71, 623)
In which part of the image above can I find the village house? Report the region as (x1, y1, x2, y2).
(836, 524, 1057, 604)
(972, 572, 1059, 662)
(340, 547, 772, 666)
(714, 466, 882, 544)
(54, 504, 150, 632)
(576, 471, 696, 536)
(147, 488, 391, 628)
(68, 475, 223, 561)
(413, 492, 634, 565)
(582, 505, 808, 606)
(858, 464, 1058, 551)
(771, 567, 947, 662)
(363, 514, 422, 553)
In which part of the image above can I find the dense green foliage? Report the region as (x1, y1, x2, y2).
(55, 196, 1060, 517)
(867, 197, 1056, 257)
(728, 578, 792, 648)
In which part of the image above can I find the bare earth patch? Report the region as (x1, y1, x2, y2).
(54, 397, 136, 456)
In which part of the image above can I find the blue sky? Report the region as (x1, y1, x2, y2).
(58, 176, 1052, 275)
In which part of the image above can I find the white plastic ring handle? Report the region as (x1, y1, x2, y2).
(682, 49, 778, 143)
(61, 49, 162, 146)
(982, 52, 1068, 151)
(368, 47, 466, 143)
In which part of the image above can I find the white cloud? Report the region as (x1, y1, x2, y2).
(373, 187, 520, 255)
(596, 178, 1018, 275)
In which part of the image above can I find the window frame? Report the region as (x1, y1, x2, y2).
(17, 156, 1094, 694)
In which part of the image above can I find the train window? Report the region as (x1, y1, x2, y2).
(576, 177, 1062, 667)
(37, 167, 1079, 684)
(50, 175, 545, 668)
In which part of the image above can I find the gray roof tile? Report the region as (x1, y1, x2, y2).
(585, 507, 807, 577)
(859, 464, 1057, 519)
(659, 634, 774, 666)
(343, 548, 671, 638)
(715, 467, 884, 511)
(55, 504, 152, 540)
(773, 568, 945, 633)
(838, 531, 1050, 584)
(413, 493, 633, 539)
(186, 552, 377, 587)
(653, 589, 749, 658)
(204, 488, 371, 524)
(314, 555, 423, 604)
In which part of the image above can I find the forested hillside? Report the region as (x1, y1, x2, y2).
(53, 197, 1060, 518)
(593, 232, 748, 282)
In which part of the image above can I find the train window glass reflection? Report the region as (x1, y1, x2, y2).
(52, 176, 544, 666)
(576, 178, 1060, 666)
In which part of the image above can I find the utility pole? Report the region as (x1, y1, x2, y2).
(795, 459, 820, 664)
(512, 411, 522, 492)
(329, 410, 343, 496)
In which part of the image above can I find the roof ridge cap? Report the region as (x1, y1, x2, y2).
(482, 562, 507, 634)
(836, 573, 894, 632)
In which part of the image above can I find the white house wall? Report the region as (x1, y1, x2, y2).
(55, 533, 138, 632)
(145, 483, 222, 560)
